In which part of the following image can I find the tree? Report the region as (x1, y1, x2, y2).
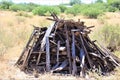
(0, 1, 13, 9)
(70, 0, 81, 5)
(107, 0, 120, 10)
(107, 0, 120, 4)
(95, 0, 103, 3)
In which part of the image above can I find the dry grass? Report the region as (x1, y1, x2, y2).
(0, 10, 120, 80)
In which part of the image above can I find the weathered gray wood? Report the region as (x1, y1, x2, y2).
(41, 22, 55, 51)
(15, 29, 36, 65)
(80, 48, 85, 77)
(79, 34, 93, 68)
(57, 41, 60, 64)
(46, 36, 50, 71)
(21, 36, 37, 70)
(71, 30, 77, 75)
(65, 25, 72, 74)
(36, 51, 45, 65)
(96, 41, 120, 66)
(23, 37, 37, 67)
(51, 63, 60, 71)
(52, 60, 68, 71)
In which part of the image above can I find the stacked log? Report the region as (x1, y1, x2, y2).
(15, 14, 120, 77)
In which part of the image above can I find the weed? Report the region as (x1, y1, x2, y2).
(16, 16, 25, 24)
(93, 24, 120, 51)
(16, 11, 32, 18)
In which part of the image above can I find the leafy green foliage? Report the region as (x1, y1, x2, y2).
(9, 3, 37, 12)
(10, 4, 27, 12)
(65, 4, 83, 16)
(70, 0, 81, 5)
(109, 0, 120, 10)
(107, 0, 118, 4)
(0, 0, 120, 17)
(95, 0, 104, 3)
(0, 1, 13, 9)
(32, 6, 61, 16)
(66, 3, 106, 18)
(82, 8, 103, 18)
(81, 3, 106, 18)
(24, 3, 38, 12)
(58, 5, 67, 13)
(107, 6, 118, 12)
(106, 0, 120, 12)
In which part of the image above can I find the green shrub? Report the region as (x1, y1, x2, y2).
(10, 4, 28, 11)
(26, 3, 38, 12)
(32, 6, 48, 16)
(65, 4, 82, 16)
(70, 0, 81, 5)
(65, 3, 106, 18)
(58, 5, 67, 13)
(109, 0, 120, 10)
(48, 6, 61, 15)
(65, 7, 76, 15)
(0, 1, 13, 9)
(107, 6, 118, 12)
(32, 6, 61, 16)
(81, 3, 106, 18)
(9, 3, 37, 12)
(82, 8, 103, 18)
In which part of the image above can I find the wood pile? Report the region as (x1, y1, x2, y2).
(15, 14, 120, 77)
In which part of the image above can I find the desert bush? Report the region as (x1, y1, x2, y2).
(48, 6, 61, 15)
(58, 5, 67, 13)
(106, 0, 120, 12)
(70, 0, 81, 5)
(32, 6, 49, 16)
(32, 6, 61, 16)
(65, 4, 83, 16)
(65, 7, 76, 15)
(16, 16, 26, 24)
(107, 6, 119, 12)
(108, 0, 120, 10)
(9, 3, 37, 12)
(9, 4, 28, 12)
(95, 24, 120, 51)
(81, 3, 106, 18)
(65, 3, 106, 18)
(0, 28, 15, 55)
(16, 11, 33, 18)
(82, 8, 103, 18)
(25, 3, 38, 12)
(0, 1, 13, 9)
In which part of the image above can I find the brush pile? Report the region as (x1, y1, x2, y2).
(15, 14, 120, 77)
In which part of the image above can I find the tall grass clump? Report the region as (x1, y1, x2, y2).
(94, 24, 120, 51)
(16, 11, 33, 18)
(32, 6, 61, 16)
(0, 28, 16, 56)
